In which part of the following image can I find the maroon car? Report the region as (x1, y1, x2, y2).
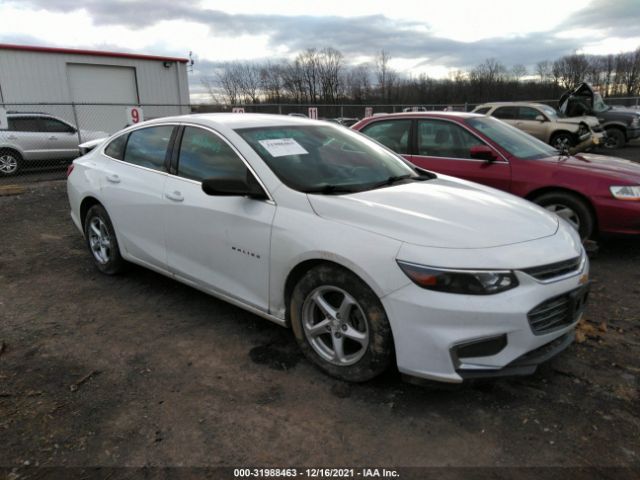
(352, 112, 640, 239)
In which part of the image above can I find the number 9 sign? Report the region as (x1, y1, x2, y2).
(126, 106, 144, 126)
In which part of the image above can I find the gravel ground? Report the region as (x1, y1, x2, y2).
(0, 145, 639, 477)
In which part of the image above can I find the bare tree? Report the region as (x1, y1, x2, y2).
(376, 50, 396, 102)
(316, 47, 343, 103)
(615, 48, 640, 95)
(535, 60, 551, 82)
(511, 64, 527, 81)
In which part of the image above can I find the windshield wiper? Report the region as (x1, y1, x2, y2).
(368, 173, 434, 190)
(303, 184, 360, 195)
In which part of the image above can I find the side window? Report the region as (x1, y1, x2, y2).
(417, 120, 485, 159)
(8, 118, 40, 132)
(517, 107, 543, 121)
(360, 119, 411, 154)
(177, 126, 248, 182)
(123, 126, 174, 171)
(474, 107, 491, 115)
(104, 134, 128, 160)
(491, 107, 518, 120)
(41, 118, 75, 133)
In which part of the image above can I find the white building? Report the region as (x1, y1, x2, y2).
(0, 43, 190, 134)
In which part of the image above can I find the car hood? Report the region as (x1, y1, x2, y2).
(307, 178, 559, 249)
(559, 153, 640, 178)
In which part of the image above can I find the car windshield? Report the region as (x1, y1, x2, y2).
(592, 93, 610, 113)
(466, 116, 559, 160)
(236, 124, 419, 193)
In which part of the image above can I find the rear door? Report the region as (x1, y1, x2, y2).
(409, 118, 511, 191)
(6, 117, 48, 160)
(358, 118, 412, 159)
(100, 125, 176, 270)
(163, 125, 275, 312)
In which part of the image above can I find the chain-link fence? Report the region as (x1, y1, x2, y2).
(2, 98, 639, 184)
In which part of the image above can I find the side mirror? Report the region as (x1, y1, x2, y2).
(535, 115, 546, 122)
(202, 175, 267, 200)
(469, 145, 498, 162)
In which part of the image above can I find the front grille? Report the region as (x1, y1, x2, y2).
(528, 294, 573, 334)
(521, 256, 581, 282)
(528, 284, 589, 335)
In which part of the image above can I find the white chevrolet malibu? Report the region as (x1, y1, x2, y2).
(67, 114, 590, 383)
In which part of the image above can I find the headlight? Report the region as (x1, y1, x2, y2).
(610, 185, 640, 200)
(397, 261, 519, 295)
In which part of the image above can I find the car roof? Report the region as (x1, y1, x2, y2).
(358, 111, 484, 121)
(476, 102, 554, 109)
(7, 111, 57, 117)
(141, 113, 340, 130)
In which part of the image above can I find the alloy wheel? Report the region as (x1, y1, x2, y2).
(0, 154, 18, 175)
(88, 217, 112, 264)
(545, 203, 580, 231)
(301, 286, 369, 366)
(553, 136, 571, 151)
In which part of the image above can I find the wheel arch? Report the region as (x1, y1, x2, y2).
(603, 123, 627, 141)
(283, 258, 385, 328)
(0, 146, 23, 158)
(525, 186, 598, 230)
(80, 196, 104, 229)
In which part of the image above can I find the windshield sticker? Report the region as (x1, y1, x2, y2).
(258, 138, 308, 157)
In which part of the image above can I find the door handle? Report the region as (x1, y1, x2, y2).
(165, 190, 184, 202)
(48, 136, 57, 140)
(106, 174, 120, 184)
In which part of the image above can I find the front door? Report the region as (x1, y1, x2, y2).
(410, 118, 511, 191)
(39, 117, 80, 159)
(163, 126, 275, 312)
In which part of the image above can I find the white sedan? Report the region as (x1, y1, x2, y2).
(67, 114, 589, 383)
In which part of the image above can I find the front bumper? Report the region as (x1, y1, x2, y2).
(595, 195, 640, 235)
(627, 126, 640, 140)
(382, 258, 589, 383)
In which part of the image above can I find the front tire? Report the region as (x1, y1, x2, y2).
(550, 133, 574, 152)
(290, 265, 394, 382)
(603, 128, 625, 149)
(0, 149, 22, 176)
(84, 204, 127, 275)
(534, 191, 595, 240)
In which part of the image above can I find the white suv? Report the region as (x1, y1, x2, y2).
(0, 112, 107, 176)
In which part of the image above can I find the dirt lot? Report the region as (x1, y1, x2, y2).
(1, 146, 639, 476)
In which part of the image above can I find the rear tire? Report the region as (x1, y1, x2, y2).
(83, 204, 127, 275)
(290, 264, 394, 382)
(0, 149, 22, 176)
(603, 128, 625, 149)
(534, 191, 595, 240)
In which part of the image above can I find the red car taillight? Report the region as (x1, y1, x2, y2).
(66, 163, 75, 177)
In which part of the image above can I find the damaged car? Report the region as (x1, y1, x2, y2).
(559, 82, 640, 149)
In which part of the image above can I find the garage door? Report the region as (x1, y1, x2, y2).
(67, 64, 139, 134)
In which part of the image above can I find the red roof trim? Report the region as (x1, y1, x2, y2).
(0, 43, 189, 63)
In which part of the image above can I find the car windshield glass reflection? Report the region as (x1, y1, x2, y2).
(592, 93, 610, 113)
(236, 125, 418, 193)
(466, 117, 559, 160)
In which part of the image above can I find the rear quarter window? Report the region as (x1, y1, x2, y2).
(104, 134, 128, 160)
(123, 126, 174, 171)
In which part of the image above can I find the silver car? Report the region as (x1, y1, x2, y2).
(0, 113, 108, 176)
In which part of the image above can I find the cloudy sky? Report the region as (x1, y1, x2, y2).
(1, 0, 639, 100)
